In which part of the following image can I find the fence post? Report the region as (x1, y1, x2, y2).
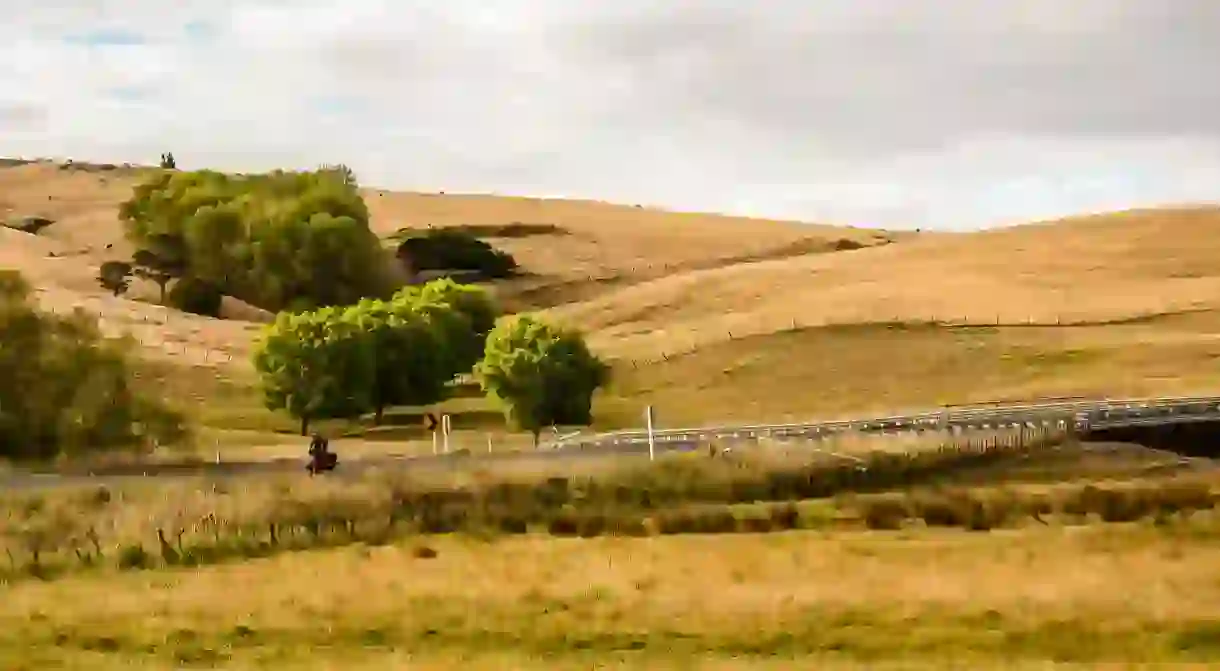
(442, 414, 451, 454)
(645, 405, 656, 461)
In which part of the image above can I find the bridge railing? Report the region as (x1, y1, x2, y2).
(544, 394, 1220, 451)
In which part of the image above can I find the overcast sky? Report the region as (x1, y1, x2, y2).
(3, 1, 1220, 230)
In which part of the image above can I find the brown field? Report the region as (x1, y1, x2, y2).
(2, 435, 1218, 669)
(5, 159, 1220, 445)
(7, 157, 1220, 668)
(550, 206, 1220, 358)
(4, 516, 1220, 669)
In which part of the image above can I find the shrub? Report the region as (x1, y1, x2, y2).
(396, 229, 517, 279)
(0, 270, 187, 461)
(547, 509, 582, 537)
(768, 503, 802, 530)
(168, 276, 223, 317)
(858, 494, 911, 530)
(733, 508, 775, 534)
(117, 544, 151, 570)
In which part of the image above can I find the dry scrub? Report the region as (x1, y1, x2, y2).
(0, 431, 1204, 581)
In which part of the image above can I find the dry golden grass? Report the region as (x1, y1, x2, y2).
(5, 518, 1220, 668)
(7, 159, 1220, 449)
(363, 187, 896, 281)
(0, 161, 883, 400)
(597, 316, 1220, 426)
(554, 206, 1220, 358)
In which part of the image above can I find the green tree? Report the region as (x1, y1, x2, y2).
(0, 270, 187, 461)
(119, 167, 395, 313)
(340, 297, 454, 425)
(395, 229, 517, 279)
(132, 233, 188, 304)
(475, 315, 609, 447)
(97, 260, 132, 296)
(319, 163, 358, 188)
(167, 276, 223, 317)
(252, 308, 376, 435)
(398, 279, 499, 379)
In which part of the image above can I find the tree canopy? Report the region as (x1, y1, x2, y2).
(475, 314, 609, 446)
(118, 167, 396, 313)
(0, 271, 187, 461)
(250, 278, 511, 432)
(252, 307, 377, 436)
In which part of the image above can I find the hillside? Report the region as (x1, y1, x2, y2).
(553, 206, 1220, 358)
(0, 160, 893, 314)
(4, 158, 1220, 438)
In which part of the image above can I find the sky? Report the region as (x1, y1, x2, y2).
(3, 1, 1220, 230)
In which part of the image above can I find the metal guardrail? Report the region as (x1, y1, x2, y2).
(544, 395, 1220, 451)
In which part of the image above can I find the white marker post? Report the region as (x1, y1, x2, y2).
(442, 414, 452, 454)
(645, 405, 656, 461)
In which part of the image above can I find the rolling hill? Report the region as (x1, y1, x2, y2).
(4, 157, 1220, 439)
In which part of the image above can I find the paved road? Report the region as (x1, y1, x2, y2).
(4, 393, 1220, 490)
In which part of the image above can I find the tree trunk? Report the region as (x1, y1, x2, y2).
(157, 280, 168, 304)
(532, 429, 540, 450)
(299, 415, 309, 436)
(374, 405, 384, 426)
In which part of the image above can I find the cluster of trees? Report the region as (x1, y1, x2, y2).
(98, 233, 224, 317)
(253, 278, 608, 444)
(396, 228, 518, 279)
(0, 271, 186, 462)
(110, 164, 395, 314)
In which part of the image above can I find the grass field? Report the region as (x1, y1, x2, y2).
(5, 508, 1220, 668)
(6, 157, 1220, 668)
(5, 160, 1220, 442)
(2, 430, 1216, 666)
(2, 437, 1218, 668)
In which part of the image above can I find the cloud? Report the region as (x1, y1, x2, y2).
(62, 28, 148, 47)
(2, 0, 1219, 229)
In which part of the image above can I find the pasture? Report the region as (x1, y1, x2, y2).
(5, 159, 1220, 668)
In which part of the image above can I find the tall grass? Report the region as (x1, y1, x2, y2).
(1, 429, 1209, 580)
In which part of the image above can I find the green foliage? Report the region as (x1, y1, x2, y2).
(97, 261, 132, 296)
(118, 167, 394, 312)
(398, 278, 499, 378)
(414, 278, 498, 340)
(395, 228, 517, 279)
(131, 233, 188, 303)
(167, 276, 223, 317)
(252, 308, 376, 435)
(0, 271, 187, 461)
(338, 295, 453, 424)
(318, 163, 357, 187)
(250, 278, 501, 427)
(475, 315, 609, 442)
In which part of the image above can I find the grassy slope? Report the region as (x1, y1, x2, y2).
(5, 160, 1220, 443)
(552, 206, 1220, 359)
